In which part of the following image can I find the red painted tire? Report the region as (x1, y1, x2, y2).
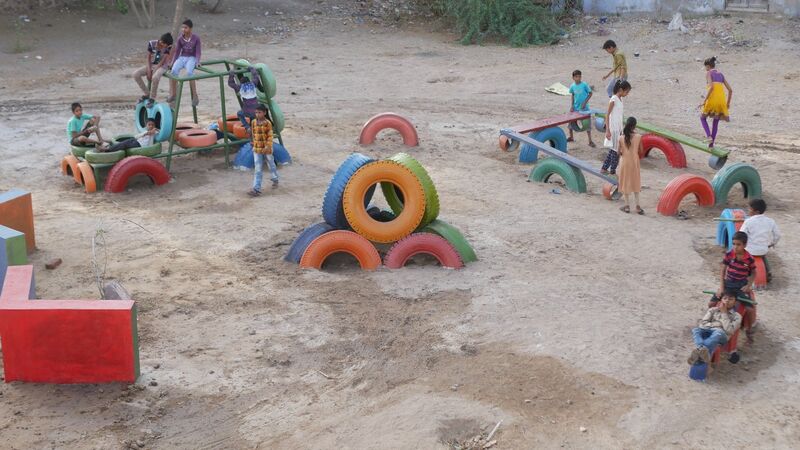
(359, 112, 418, 146)
(104, 156, 170, 193)
(299, 230, 381, 271)
(656, 174, 715, 216)
(602, 182, 621, 200)
(384, 233, 463, 269)
(641, 134, 687, 168)
(754, 256, 768, 288)
(174, 122, 201, 140)
(77, 161, 96, 193)
(178, 129, 218, 148)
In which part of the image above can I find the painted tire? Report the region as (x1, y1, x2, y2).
(267, 99, 285, 134)
(602, 182, 621, 200)
(85, 149, 126, 164)
(113, 134, 136, 143)
(656, 174, 715, 216)
(63, 155, 82, 184)
(178, 130, 218, 148)
(568, 118, 591, 133)
(499, 135, 510, 151)
(716, 208, 746, 250)
(253, 63, 278, 99)
(232, 123, 250, 140)
(322, 153, 375, 229)
(299, 230, 381, 271)
(359, 112, 419, 146)
(217, 115, 240, 133)
(70, 144, 94, 158)
(641, 134, 688, 168)
(150, 102, 173, 142)
(104, 156, 170, 193)
(384, 232, 463, 269)
(422, 219, 477, 263)
(77, 161, 96, 193)
(519, 127, 568, 164)
(126, 142, 162, 158)
(753, 256, 768, 288)
(594, 116, 605, 133)
(174, 122, 201, 140)
(343, 160, 426, 243)
(135, 102, 149, 132)
(381, 153, 439, 229)
(709, 155, 728, 170)
(528, 157, 587, 193)
(711, 162, 762, 206)
(284, 222, 334, 264)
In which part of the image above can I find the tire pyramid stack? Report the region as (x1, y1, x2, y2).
(286, 153, 476, 270)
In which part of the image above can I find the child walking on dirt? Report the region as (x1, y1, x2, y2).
(602, 40, 628, 98)
(67, 102, 107, 147)
(247, 104, 279, 197)
(133, 33, 173, 107)
(102, 118, 158, 153)
(699, 56, 733, 149)
(168, 19, 202, 107)
(601, 80, 631, 175)
(739, 198, 781, 281)
(617, 117, 643, 214)
(228, 66, 262, 132)
(688, 290, 742, 367)
(567, 70, 595, 147)
(715, 231, 757, 343)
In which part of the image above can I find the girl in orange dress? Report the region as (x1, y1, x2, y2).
(700, 57, 733, 148)
(617, 117, 644, 214)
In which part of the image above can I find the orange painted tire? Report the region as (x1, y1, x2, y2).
(499, 135, 510, 151)
(343, 160, 426, 243)
(232, 122, 250, 139)
(656, 174, 715, 216)
(77, 161, 96, 193)
(217, 115, 240, 133)
(299, 230, 381, 271)
(174, 122, 201, 140)
(384, 233, 463, 269)
(602, 182, 621, 200)
(63, 154, 82, 185)
(359, 112, 419, 146)
(754, 256, 768, 288)
(641, 134, 687, 168)
(178, 129, 218, 148)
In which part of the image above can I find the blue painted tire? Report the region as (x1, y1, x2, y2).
(135, 102, 148, 133)
(519, 127, 568, 164)
(273, 143, 291, 165)
(284, 222, 334, 263)
(133, 102, 173, 142)
(711, 162, 761, 205)
(716, 208, 746, 251)
(322, 153, 376, 228)
(594, 116, 605, 133)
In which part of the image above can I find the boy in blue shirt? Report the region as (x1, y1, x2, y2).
(567, 70, 595, 147)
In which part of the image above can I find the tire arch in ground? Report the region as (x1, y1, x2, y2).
(104, 156, 170, 193)
(383, 232, 463, 269)
(359, 112, 418, 147)
(656, 174, 715, 216)
(641, 134, 687, 168)
(422, 219, 477, 263)
(284, 222, 334, 264)
(711, 162, 762, 206)
(299, 230, 381, 271)
(528, 157, 587, 193)
(76, 161, 97, 194)
(519, 127, 568, 164)
(716, 208, 746, 251)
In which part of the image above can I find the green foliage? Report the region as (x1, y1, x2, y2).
(436, 0, 564, 47)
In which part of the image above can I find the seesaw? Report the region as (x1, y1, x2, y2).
(498, 111, 595, 153)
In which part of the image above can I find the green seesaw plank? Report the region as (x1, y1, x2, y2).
(595, 113, 729, 158)
(702, 290, 757, 306)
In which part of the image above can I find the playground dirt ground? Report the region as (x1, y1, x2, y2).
(1, 3, 800, 449)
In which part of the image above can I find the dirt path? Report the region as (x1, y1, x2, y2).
(1, 7, 799, 450)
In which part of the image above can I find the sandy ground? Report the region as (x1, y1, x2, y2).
(1, 4, 800, 449)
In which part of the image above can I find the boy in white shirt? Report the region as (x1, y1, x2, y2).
(102, 119, 159, 152)
(739, 198, 781, 280)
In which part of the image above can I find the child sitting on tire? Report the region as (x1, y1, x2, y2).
(101, 119, 159, 153)
(68, 102, 108, 147)
(715, 231, 757, 343)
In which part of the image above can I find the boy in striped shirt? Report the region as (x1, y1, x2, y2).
(715, 231, 756, 342)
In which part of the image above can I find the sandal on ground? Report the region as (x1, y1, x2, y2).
(247, 189, 261, 197)
(636, 206, 645, 215)
(676, 210, 689, 220)
(619, 205, 630, 213)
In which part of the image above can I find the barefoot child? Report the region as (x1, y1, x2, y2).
(739, 198, 781, 280)
(688, 290, 742, 367)
(699, 56, 732, 148)
(567, 70, 595, 147)
(133, 33, 173, 107)
(168, 19, 202, 107)
(715, 231, 757, 343)
(247, 105, 279, 197)
(103, 118, 158, 153)
(67, 102, 107, 147)
(601, 40, 627, 98)
(601, 80, 631, 175)
(617, 117, 643, 214)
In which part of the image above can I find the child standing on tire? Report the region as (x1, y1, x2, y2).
(567, 69, 595, 147)
(247, 104, 278, 197)
(103, 119, 159, 153)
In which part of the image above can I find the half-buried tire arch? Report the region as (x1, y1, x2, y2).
(528, 157, 587, 193)
(422, 219, 477, 263)
(284, 222, 334, 264)
(299, 230, 381, 271)
(384, 233, 463, 269)
(656, 174, 715, 216)
(711, 162, 762, 206)
(76, 161, 97, 194)
(716, 208, 746, 251)
(519, 126, 568, 164)
(359, 113, 419, 147)
(104, 156, 170, 193)
(641, 134, 687, 168)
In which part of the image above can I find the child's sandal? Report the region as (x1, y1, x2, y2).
(636, 206, 645, 215)
(620, 206, 630, 213)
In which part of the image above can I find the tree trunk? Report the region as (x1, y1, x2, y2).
(171, 0, 185, 40)
(147, 0, 156, 28)
(128, 0, 146, 28)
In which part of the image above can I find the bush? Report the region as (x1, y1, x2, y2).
(434, 0, 564, 47)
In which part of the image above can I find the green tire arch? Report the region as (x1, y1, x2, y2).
(528, 157, 587, 193)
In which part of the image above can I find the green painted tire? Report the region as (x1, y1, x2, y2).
(126, 142, 162, 158)
(381, 153, 439, 229)
(528, 158, 587, 194)
(70, 144, 93, 158)
(85, 149, 126, 164)
(236, 59, 277, 99)
(268, 99, 285, 134)
(113, 134, 135, 143)
(711, 162, 762, 205)
(422, 219, 477, 263)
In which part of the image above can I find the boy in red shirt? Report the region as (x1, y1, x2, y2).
(714, 231, 756, 342)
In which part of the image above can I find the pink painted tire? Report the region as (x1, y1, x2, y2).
(641, 134, 687, 168)
(383, 232, 463, 269)
(104, 156, 170, 193)
(656, 174, 715, 216)
(359, 112, 418, 146)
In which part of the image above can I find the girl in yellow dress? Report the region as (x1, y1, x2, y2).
(700, 56, 733, 148)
